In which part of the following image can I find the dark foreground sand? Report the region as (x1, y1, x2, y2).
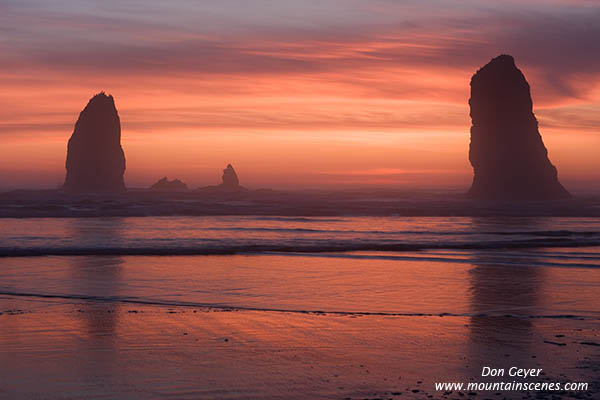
(1, 298, 598, 400)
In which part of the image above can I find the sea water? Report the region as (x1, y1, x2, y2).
(1, 216, 598, 317)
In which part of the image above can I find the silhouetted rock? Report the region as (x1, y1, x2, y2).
(197, 164, 247, 193)
(149, 177, 188, 191)
(63, 92, 126, 192)
(468, 55, 570, 200)
(220, 164, 240, 188)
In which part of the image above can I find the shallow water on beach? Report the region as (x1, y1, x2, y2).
(1, 216, 599, 399)
(1, 250, 599, 319)
(1, 215, 600, 255)
(0, 216, 599, 317)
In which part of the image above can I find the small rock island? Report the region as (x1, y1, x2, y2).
(149, 177, 188, 191)
(198, 164, 246, 192)
(220, 164, 240, 189)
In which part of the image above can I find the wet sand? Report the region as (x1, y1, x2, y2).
(1, 231, 598, 399)
(1, 297, 598, 400)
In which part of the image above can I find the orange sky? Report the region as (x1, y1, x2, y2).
(0, 0, 599, 191)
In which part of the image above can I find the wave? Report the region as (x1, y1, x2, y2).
(1, 290, 596, 320)
(247, 216, 346, 223)
(417, 249, 600, 260)
(1, 237, 599, 257)
(283, 252, 600, 269)
(492, 230, 600, 237)
(206, 226, 333, 233)
(204, 227, 600, 237)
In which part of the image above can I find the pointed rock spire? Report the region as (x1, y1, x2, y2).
(467, 55, 570, 200)
(221, 164, 240, 188)
(63, 92, 126, 192)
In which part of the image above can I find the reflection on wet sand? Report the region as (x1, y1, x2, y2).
(66, 219, 126, 386)
(70, 256, 124, 336)
(66, 218, 125, 337)
(468, 217, 546, 375)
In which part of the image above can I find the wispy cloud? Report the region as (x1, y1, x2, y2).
(0, 0, 598, 187)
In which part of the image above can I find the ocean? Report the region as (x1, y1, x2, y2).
(1, 215, 599, 316)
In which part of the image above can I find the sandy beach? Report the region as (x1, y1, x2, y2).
(1, 243, 599, 399)
(1, 298, 598, 399)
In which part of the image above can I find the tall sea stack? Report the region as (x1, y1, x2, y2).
(63, 93, 126, 192)
(468, 55, 570, 200)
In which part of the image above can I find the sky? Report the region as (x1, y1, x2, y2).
(0, 0, 599, 191)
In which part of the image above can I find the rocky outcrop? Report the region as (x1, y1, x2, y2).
(468, 55, 570, 200)
(197, 164, 246, 192)
(220, 164, 240, 189)
(149, 177, 188, 191)
(63, 92, 126, 192)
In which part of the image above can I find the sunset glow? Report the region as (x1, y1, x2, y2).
(1, 0, 599, 190)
